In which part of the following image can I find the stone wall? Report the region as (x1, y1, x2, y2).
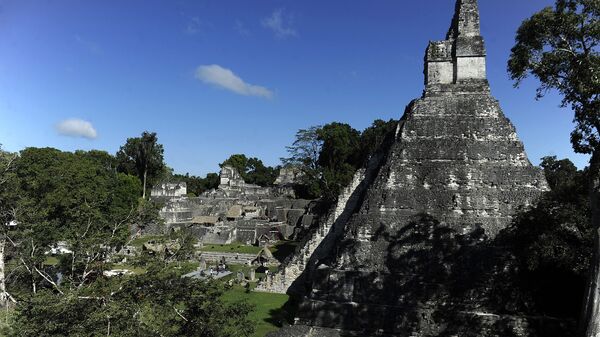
(151, 182, 187, 198)
(255, 168, 368, 293)
(151, 168, 319, 247)
(275, 167, 303, 186)
(199, 251, 258, 265)
(256, 134, 394, 294)
(426, 0, 486, 87)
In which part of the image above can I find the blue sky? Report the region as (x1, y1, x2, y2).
(0, 0, 591, 176)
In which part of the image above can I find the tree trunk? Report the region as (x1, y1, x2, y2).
(0, 236, 6, 306)
(582, 149, 600, 337)
(142, 168, 147, 199)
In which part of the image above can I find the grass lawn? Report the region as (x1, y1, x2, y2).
(221, 286, 291, 337)
(199, 241, 300, 258)
(43, 256, 60, 266)
(199, 243, 263, 255)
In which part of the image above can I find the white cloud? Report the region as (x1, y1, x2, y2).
(195, 64, 273, 99)
(55, 119, 98, 139)
(262, 9, 297, 39)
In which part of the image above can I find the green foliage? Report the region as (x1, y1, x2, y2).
(169, 172, 220, 196)
(204, 173, 220, 190)
(2, 145, 256, 335)
(508, 2, 599, 326)
(199, 243, 263, 255)
(504, 156, 592, 316)
(508, 0, 600, 154)
(12, 266, 254, 337)
(511, 157, 592, 274)
(316, 123, 361, 200)
(6, 148, 143, 295)
(282, 126, 323, 199)
(317, 122, 361, 170)
(116, 131, 167, 198)
(0, 145, 17, 225)
(220, 154, 278, 187)
(0, 308, 14, 336)
(359, 119, 397, 165)
(15, 148, 140, 246)
(134, 230, 197, 267)
(245, 158, 278, 187)
(284, 119, 397, 200)
(540, 155, 581, 192)
(135, 197, 163, 229)
(165, 230, 197, 263)
(221, 154, 248, 176)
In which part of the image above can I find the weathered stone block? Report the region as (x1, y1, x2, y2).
(456, 56, 486, 80)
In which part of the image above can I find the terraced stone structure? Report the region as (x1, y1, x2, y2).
(271, 1, 567, 336)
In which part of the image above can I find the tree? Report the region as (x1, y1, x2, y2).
(0, 147, 254, 336)
(0, 145, 17, 307)
(168, 173, 220, 197)
(506, 157, 592, 318)
(245, 158, 278, 187)
(12, 265, 254, 337)
(283, 120, 397, 200)
(7, 148, 141, 296)
(359, 119, 397, 166)
(317, 123, 361, 200)
(204, 173, 220, 191)
(220, 154, 249, 178)
(282, 127, 323, 198)
(508, 1, 600, 334)
(220, 155, 277, 187)
(116, 132, 166, 199)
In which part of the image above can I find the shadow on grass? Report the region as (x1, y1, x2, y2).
(264, 297, 300, 329)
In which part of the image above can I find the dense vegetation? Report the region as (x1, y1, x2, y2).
(13, 265, 253, 337)
(0, 137, 255, 337)
(168, 172, 220, 197)
(505, 156, 593, 318)
(220, 154, 279, 187)
(116, 131, 166, 199)
(284, 119, 396, 200)
(164, 154, 279, 197)
(508, 0, 599, 332)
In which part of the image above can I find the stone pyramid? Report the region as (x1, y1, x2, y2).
(271, 1, 553, 336)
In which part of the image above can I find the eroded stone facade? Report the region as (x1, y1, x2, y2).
(272, 1, 569, 336)
(150, 167, 320, 247)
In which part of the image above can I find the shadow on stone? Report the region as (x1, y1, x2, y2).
(289, 213, 577, 336)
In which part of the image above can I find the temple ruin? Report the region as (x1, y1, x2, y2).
(149, 166, 319, 247)
(268, 1, 570, 336)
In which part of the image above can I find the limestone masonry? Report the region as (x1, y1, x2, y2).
(150, 166, 319, 247)
(270, 1, 567, 336)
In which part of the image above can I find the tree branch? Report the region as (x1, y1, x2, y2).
(34, 266, 63, 295)
(173, 306, 188, 322)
